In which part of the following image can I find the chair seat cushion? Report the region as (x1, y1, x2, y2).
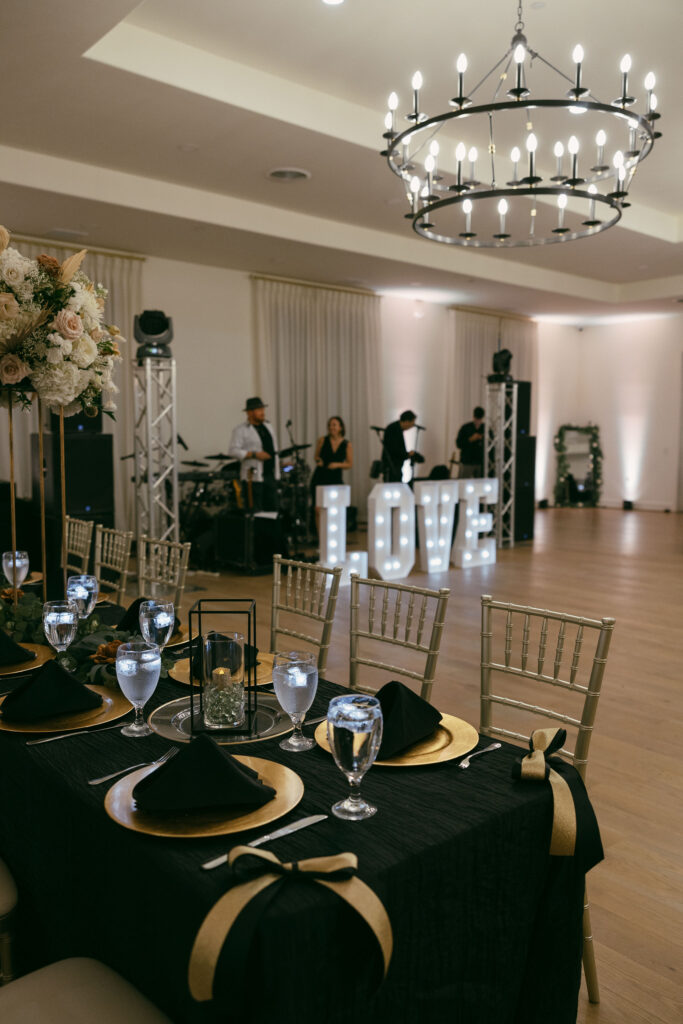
(0, 958, 172, 1023)
(0, 858, 18, 919)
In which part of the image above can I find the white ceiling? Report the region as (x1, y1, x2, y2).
(1, 0, 682, 320)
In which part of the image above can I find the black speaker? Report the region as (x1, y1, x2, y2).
(515, 381, 531, 437)
(51, 409, 102, 433)
(31, 432, 114, 525)
(214, 513, 287, 573)
(514, 435, 535, 542)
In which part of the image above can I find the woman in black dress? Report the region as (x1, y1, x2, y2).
(310, 415, 353, 535)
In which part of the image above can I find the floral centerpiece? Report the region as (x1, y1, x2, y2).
(0, 226, 122, 416)
(0, 589, 172, 687)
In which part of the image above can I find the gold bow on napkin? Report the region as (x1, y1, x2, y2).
(189, 846, 393, 1002)
(514, 727, 576, 857)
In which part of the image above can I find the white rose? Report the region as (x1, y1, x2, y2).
(46, 346, 64, 365)
(70, 335, 98, 368)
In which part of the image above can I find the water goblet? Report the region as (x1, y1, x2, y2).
(66, 575, 99, 619)
(42, 601, 79, 654)
(139, 600, 175, 648)
(115, 641, 161, 737)
(2, 550, 29, 589)
(272, 651, 318, 752)
(327, 695, 383, 821)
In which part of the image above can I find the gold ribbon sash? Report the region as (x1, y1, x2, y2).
(189, 846, 393, 1002)
(517, 727, 576, 857)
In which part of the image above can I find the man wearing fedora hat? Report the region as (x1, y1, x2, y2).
(228, 397, 280, 511)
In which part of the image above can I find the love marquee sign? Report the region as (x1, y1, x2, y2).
(316, 479, 498, 582)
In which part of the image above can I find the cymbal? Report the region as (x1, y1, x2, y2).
(278, 444, 312, 457)
(205, 454, 238, 462)
(181, 460, 208, 467)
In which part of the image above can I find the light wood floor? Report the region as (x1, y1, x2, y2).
(178, 508, 683, 1024)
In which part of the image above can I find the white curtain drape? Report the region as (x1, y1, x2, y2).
(0, 238, 142, 531)
(252, 277, 381, 517)
(445, 308, 538, 456)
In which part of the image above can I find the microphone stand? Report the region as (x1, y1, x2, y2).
(282, 419, 312, 554)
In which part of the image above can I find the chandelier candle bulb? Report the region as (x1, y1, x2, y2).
(455, 52, 468, 105)
(553, 192, 569, 233)
(617, 54, 634, 107)
(410, 175, 420, 213)
(525, 132, 538, 182)
(594, 129, 607, 171)
(411, 71, 423, 121)
(583, 183, 600, 225)
(494, 198, 510, 239)
(455, 142, 466, 189)
(552, 141, 565, 180)
(461, 197, 474, 237)
(514, 43, 525, 94)
(467, 147, 478, 182)
(572, 44, 584, 93)
(626, 118, 639, 157)
(509, 145, 521, 183)
(424, 154, 435, 196)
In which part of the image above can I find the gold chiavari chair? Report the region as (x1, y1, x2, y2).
(270, 555, 342, 674)
(0, 857, 17, 984)
(137, 537, 191, 610)
(0, 958, 172, 1022)
(63, 516, 94, 575)
(92, 525, 134, 605)
(480, 594, 616, 1004)
(349, 576, 450, 703)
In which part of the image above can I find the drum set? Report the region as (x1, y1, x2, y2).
(178, 438, 314, 563)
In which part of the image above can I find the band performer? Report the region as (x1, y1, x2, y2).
(456, 406, 485, 478)
(311, 415, 353, 534)
(382, 410, 417, 483)
(228, 396, 279, 511)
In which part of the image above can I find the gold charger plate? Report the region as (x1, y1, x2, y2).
(0, 684, 132, 734)
(169, 651, 274, 687)
(19, 571, 44, 587)
(314, 712, 479, 767)
(0, 643, 54, 678)
(104, 755, 304, 838)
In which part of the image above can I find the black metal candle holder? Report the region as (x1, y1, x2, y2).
(189, 598, 259, 739)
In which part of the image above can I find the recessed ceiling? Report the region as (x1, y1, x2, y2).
(0, 0, 681, 320)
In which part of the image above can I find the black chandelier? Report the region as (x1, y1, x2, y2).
(381, 3, 662, 248)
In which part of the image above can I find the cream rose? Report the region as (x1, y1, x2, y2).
(52, 309, 83, 341)
(0, 226, 10, 252)
(70, 335, 98, 368)
(0, 353, 30, 386)
(0, 293, 19, 321)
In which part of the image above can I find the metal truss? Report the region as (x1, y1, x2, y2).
(133, 358, 179, 546)
(485, 380, 518, 548)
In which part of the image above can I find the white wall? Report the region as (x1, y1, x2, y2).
(536, 315, 683, 510)
(379, 297, 452, 472)
(141, 258, 253, 466)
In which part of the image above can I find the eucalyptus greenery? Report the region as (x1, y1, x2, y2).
(553, 424, 603, 507)
(0, 590, 172, 687)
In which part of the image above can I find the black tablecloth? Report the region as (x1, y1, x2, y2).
(0, 675, 591, 1024)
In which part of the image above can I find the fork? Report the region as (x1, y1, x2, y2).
(88, 747, 179, 786)
(458, 742, 501, 769)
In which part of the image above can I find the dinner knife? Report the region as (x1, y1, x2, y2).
(25, 720, 128, 745)
(201, 814, 328, 870)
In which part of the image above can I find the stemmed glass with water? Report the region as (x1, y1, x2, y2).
(3, 551, 29, 589)
(66, 575, 99, 619)
(42, 601, 79, 654)
(115, 641, 161, 737)
(272, 651, 318, 752)
(327, 695, 383, 820)
(139, 601, 175, 648)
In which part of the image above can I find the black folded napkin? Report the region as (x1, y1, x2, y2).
(191, 633, 259, 682)
(0, 629, 37, 667)
(376, 680, 443, 760)
(132, 734, 275, 814)
(116, 596, 181, 636)
(0, 660, 103, 722)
